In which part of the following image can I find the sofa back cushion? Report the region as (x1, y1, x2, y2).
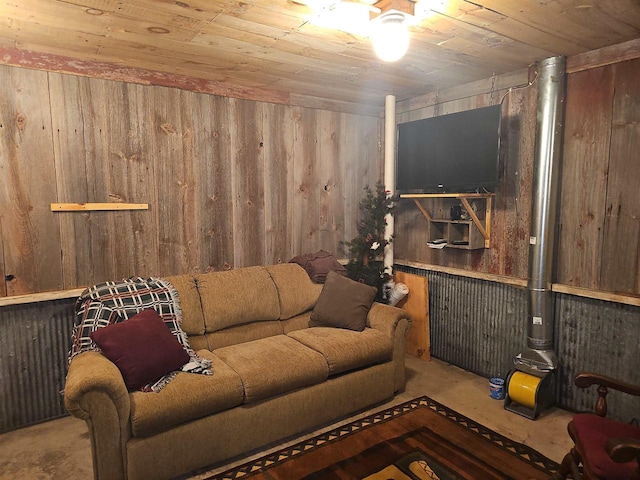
(205, 320, 284, 350)
(165, 274, 205, 337)
(196, 266, 280, 332)
(267, 263, 322, 320)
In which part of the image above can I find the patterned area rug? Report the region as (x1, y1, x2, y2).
(202, 396, 558, 480)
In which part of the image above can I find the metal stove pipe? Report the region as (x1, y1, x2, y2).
(517, 56, 566, 374)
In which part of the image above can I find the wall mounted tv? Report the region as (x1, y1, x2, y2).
(396, 104, 502, 194)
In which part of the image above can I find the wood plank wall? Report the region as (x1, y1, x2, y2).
(558, 59, 640, 294)
(0, 64, 381, 297)
(394, 75, 537, 280)
(394, 57, 640, 297)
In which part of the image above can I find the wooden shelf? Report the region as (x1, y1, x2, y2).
(400, 193, 494, 249)
(400, 193, 494, 199)
(51, 203, 148, 212)
(429, 219, 486, 250)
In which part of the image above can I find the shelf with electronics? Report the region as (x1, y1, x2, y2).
(400, 193, 494, 250)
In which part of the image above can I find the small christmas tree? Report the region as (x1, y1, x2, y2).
(343, 181, 396, 301)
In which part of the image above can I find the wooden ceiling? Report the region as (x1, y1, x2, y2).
(1, 0, 640, 114)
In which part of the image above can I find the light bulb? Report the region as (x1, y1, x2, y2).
(371, 12, 410, 62)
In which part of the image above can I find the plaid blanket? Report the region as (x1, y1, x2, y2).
(69, 276, 212, 392)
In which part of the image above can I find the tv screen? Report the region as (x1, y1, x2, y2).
(396, 105, 502, 194)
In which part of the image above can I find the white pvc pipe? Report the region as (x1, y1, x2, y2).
(383, 94, 396, 276)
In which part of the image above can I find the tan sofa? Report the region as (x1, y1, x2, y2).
(64, 263, 412, 480)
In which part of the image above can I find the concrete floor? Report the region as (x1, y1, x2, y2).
(0, 356, 574, 480)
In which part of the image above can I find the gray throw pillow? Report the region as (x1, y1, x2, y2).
(310, 271, 377, 331)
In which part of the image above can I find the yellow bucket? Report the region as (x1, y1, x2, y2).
(507, 371, 542, 409)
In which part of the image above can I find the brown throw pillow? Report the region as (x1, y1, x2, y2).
(310, 271, 377, 331)
(90, 309, 190, 390)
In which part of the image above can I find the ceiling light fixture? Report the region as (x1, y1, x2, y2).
(295, 0, 422, 62)
(370, 11, 411, 62)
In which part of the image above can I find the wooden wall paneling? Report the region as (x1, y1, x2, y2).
(150, 86, 197, 276)
(393, 87, 536, 280)
(599, 59, 640, 294)
(291, 106, 319, 257)
(89, 79, 131, 281)
(49, 73, 111, 288)
(394, 58, 640, 295)
(393, 199, 420, 262)
(1, 63, 389, 297)
(317, 109, 343, 254)
(368, 114, 384, 184)
(341, 114, 362, 258)
(351, 113, 381, 257)
(0, 66, 62, 295)
(567, 38, 640, 75)
(508, 85, 537, 280)
(262, 102, 293, 264)
(348, 114, 383, 256)
(105, 81, 159, 280)
(486, 85, 536, 280)
(339, 116, 353, 259)
(395, 70, 529, 117)
(191, 94, 235, 272)
(231, 98, 265, 268)
(358, 115, 382, 192)
(482, 92, 507, 274)
(556, 66, 613, 289)
(0, 221, 5, 297)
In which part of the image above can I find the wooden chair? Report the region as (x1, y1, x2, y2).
(557, 373, 640, 480)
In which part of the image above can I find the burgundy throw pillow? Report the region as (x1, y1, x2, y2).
(90, 309, 190, 390)
(310, 270, 377, 332)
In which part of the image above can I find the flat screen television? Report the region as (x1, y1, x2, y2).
(396, 105, 502, 194)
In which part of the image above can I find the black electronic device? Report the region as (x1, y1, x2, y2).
(396, 105, 502, 194)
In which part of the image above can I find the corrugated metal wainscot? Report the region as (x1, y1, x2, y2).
(555, 294, 640, 422)
(397, 264, 640, 423)
(0, 298, 76, 433)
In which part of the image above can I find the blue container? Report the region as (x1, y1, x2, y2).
(489, 377, 505, 400)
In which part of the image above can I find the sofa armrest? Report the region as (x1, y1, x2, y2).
(367, 302, 410, 336)
(64, 351, 131, 480)
(367, 302, 412, 392)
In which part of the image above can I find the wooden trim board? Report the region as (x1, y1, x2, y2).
(0, 288, 85, 307)
(395, 260, 640, 307)
(51, 203, 148, 211)
(394, 271, 430, 361)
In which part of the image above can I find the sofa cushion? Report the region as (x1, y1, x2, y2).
(196, 266, 280, 333)
(310, 271, 377, 331)
(89, 309, 190, 391)
(266, 263, 322, 319)
(188, 334, 209, 352)
(165, 274, 205, 336)
(214, 335, 328, 403)
(129, 350, 244, 438)
(205, 320, 283, 351)
(281, 311, 313, 334)
(288, 327, 393, 376)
